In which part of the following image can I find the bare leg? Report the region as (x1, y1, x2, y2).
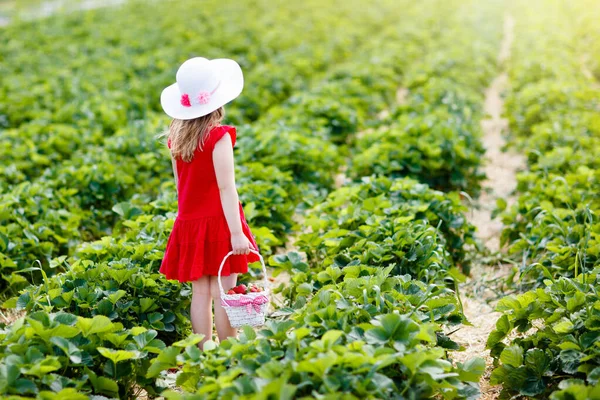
(191, 276, 212, 349)
(210, 274, 238, 342)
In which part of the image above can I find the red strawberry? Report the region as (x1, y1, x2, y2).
(250, 286, 258, 293)
(227, 289, 236, 295)
(234, 284, 247, 294)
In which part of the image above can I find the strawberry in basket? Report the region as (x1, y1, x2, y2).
(227, 284, 264, 295)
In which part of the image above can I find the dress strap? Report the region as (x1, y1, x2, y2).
(207, 125, 236, 150)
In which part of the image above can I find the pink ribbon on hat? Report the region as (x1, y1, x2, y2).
(180, 81, 221, 108)
(222, 294, 268, 314)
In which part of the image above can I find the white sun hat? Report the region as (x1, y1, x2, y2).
(160, 57, 244, 120)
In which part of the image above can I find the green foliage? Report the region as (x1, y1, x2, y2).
(4, 257, 190, 344)
(0, 0, 407, 294)
(497, 0, 600, 288)
(487, 270, 600, 399)
(0, 182, 84, 295)
(0, 312, 167, 398)
(0, 0, 508, 398)
(346, 8, 501, 196)
(350, 110, 485, 193)
(147, 267, 483, 399)
(489, 1, 600, 397)
(286, 176, 476, 287)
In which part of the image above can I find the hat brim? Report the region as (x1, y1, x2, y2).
(160, 58, 243, 120)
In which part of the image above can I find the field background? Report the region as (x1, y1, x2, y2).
(0, 0, 599, 399)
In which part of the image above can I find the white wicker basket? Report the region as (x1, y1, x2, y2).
(218, 249, 269, 328)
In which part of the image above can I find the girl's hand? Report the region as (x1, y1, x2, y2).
(231, 233, 251, 255)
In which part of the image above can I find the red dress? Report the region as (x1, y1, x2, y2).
(159, 125, 260, 282)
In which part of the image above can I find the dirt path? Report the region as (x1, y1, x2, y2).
(581, 54, 600, 88)
(450, 15, 525, 400)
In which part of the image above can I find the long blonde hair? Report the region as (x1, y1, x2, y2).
(162, 107, 225, 162)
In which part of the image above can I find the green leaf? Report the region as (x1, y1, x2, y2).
(27, 317, 79, 342)
(588, 367, 600, 385)
(242, 325, 257, 341)
(133, 330, 158, 349)
(365, 313, 418, 344)
(321, 330, 343, 347)
(50, 337, 83, 364)
(76, 315, 114, 337)
(487, 330, 506, 348)
(500, 344, 524, 368)
(553, 319, 574, 334)
(459, 357, 486, 382)
(495, 314, 511, 334)
(97, 347, 139, 363)
(146, 347, 180, 378)
(559, 350, 584, 374)
(172, 333, 204, 348)
(16, 292, 31, 309)
(566, 291, 586, 312)
(53, 313, 78, 325)
(86, 367, 119, 397)
(140, 297, 156, 313)
(38, 388, 90, 399)
(14, 378, 38, 395)
(297, 351, 338, 376)
(521, 375, 546, 396)
(112, 202, 143, 219)
(2, 296, 18, 309)
(525, 349, 550, 377)
(22, 357, 61, 379)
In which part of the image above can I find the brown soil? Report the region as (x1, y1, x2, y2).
(450, 15, 525, 400)
(581, 54, 600, 88)
(0, 308, 25, 325)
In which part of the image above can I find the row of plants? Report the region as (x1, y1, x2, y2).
(487, 1, 600, 398)
(346, 3, 501, 195)
(0, 0, 410, 296)
(0, 0, 388, 131)
(146, 266, 484, 399)
(274, 176, 476, 305)
(572, 0, 600, 83)
(0, 312, 172, 399)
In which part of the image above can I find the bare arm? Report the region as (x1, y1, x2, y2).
(213, 133, 250, 255)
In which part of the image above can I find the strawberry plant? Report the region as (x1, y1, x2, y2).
(490, 0, 600, 397)
(148, 266, 483, 399)
(487, 270, 600, 398)
(289, 176, 476, 282)
(0, 312, 167, 398)
(350, 110, 485, 193)
(0, 182, 84, 295)
(4, 257, 191, 344)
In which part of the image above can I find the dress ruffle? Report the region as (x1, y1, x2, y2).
(159, 205, 260, 283)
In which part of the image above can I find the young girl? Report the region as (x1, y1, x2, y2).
(158, 57, 260, 347)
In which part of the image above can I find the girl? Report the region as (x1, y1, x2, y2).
(158, 57, 260, 348)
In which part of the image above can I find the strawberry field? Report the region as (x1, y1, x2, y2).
(0, 0, 599, 399)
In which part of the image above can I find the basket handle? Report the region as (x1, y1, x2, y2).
(217, 249, 269, 297)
